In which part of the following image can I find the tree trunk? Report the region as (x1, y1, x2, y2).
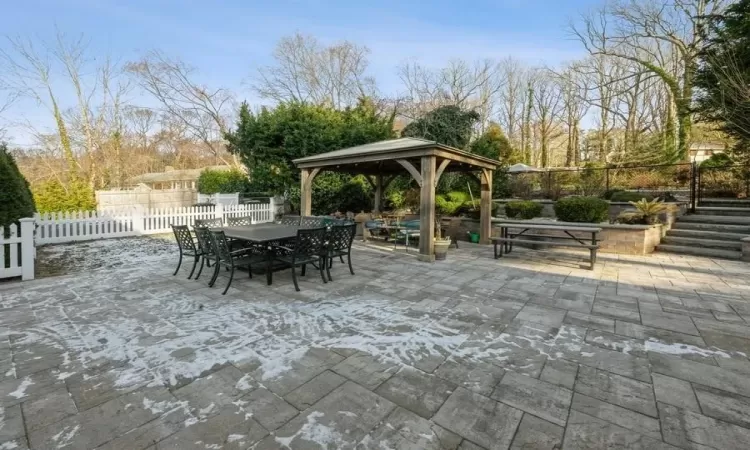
(523, 84, 533, 164)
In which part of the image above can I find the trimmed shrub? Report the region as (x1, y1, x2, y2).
(554, 197, 609, 223)
(0, 144, 36, 228)
(197, 169, 249, 194)
(505, 200, 543, 219)
(601, 189, 624, 200)
(609, 191, 653, 202)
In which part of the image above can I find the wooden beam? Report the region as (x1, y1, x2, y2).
(434, 159, 451, 187)
(479, 169, 493, 245)
(300, 167, 321, 215)
(419, 156, 436, 262)
(397, 159, 423, 187)
(364, 175, 376, 190)
(373, 174, 383, 213)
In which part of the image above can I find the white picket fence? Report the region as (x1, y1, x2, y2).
(0, 219, 36, 281)
(0, 200, 275, 281)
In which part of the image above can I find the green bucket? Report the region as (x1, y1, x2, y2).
(468, 232, 480, 243)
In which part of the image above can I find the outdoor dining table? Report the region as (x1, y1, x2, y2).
(219, 224, 307, 285)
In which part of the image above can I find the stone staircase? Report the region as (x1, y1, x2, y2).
(657, 200, 750, 260)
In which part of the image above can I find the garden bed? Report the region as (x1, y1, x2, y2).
(493, 198, 686, 231)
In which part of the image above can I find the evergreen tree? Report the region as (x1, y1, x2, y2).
(0, 143, 36, 228)
(401, 105, 480, 149)
(695, 0, 750, 153)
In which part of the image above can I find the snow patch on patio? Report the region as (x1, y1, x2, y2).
(7, 377, 33, 399)
(644, 339, 740, 358)
(275, 412, 344, 449)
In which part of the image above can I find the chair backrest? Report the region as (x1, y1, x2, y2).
(208, 230, 233, 263)
(280, 215, 301, 226)
(300, 216, 324, 228)
(227, 215, 254, 227)
(328, 223, 356, 252)
(193, 226, 213, 255)
(195, 217, 224, 228)
(172, 225, 196, 252)
(293, 227, 328, 256)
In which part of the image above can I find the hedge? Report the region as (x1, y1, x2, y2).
(554, 197, 609, 223)
(197, 169, 249, 194)
(505, 200, 543, 219)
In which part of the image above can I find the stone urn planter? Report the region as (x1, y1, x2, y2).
(434, 238, 451, 260)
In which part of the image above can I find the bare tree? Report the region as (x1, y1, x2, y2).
(496, 57, 528, 148)
(254, 33, 376, 109)
(531, 72, 565, 168)
(572, 0, 727, 161)
(0, 35, 80, 178)
(126, 50, 236, 166)
(553, 64, 590, 166)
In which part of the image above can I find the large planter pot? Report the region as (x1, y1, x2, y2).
(434, 238, 451, 260)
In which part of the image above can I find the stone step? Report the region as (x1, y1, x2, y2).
(694, 207, 750, 217)
(678, 215, 750, 225)
(666, 229, 749, 242)
(660, 236, 742, 250)
(671, 221, 750, 234)
(655, 244, 742, 260)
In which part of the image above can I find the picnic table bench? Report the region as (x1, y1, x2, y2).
(491, 221, 601, 270)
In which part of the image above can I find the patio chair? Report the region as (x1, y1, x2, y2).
(171, 225, 203, 279)
(271, 227, 328, 291)
(280, 215, 301, 226)
(323, 223, 356, 281)
(208, 230, 266, 295)
(393, 220, 421, 250)
(195, 217, 224, 228)
(192, 226, 215, 281)
(226, 215, 254, 227)
(300, 216, 325, 228)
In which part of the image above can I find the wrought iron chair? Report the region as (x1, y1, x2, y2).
(208, 230, 266, 295)
(195, 217, 224, 228)
(192, 226, 215, 281)
(271, 227, 328, 291)
(171, 225, 202, 279)
(300, 216, 325, 228)
(323, 223, 356, 281)
(226, 215, 254, 227)
(280, 215, 301, 226)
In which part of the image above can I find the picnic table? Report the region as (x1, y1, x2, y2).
(491, 221, 601, 270)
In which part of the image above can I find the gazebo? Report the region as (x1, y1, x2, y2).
(293, 137, 501, 262)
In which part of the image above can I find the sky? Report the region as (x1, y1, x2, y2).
(1, 0, 603, 146)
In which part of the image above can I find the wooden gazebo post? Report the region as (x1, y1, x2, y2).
(418, 156, 436, 262)
(480, 169, 493, 244)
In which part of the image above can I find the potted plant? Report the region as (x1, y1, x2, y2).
(434, 195, 462, 260)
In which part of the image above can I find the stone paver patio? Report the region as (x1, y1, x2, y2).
(3, 237, 750, 449)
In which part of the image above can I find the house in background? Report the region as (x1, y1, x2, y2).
(96, 165, 235, 210)
(690, 142, 726, 164)
(125, 165, 233, 190)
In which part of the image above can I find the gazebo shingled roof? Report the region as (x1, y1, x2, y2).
(293, 138, 500, 262)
